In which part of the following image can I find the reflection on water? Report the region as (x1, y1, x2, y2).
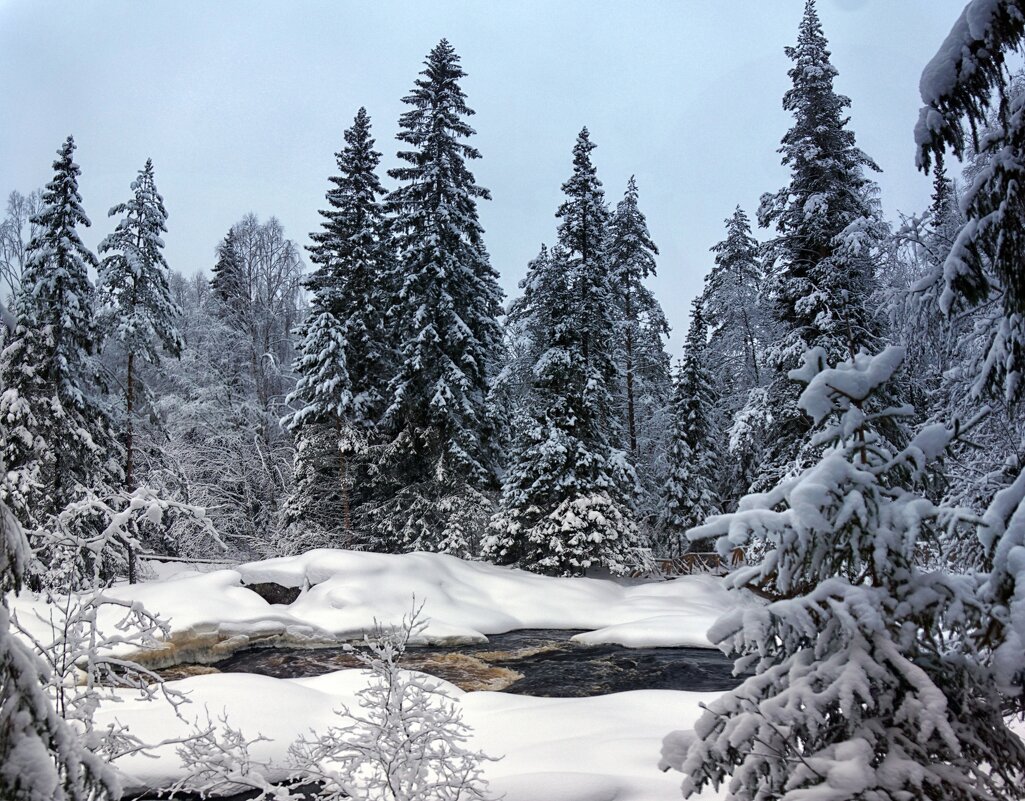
(203, 629, 743, 696)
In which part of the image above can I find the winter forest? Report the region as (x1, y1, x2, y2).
(5, 1, 1025, 800)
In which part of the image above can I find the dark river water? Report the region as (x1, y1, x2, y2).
(202, 629, 743, 696)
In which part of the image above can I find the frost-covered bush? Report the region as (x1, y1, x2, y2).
(672, 345, 1025, 801)
(0, 451, 119, 800)
(28, 485, 222, 590)
(13, 487, 225, 780)
(289, 605, 495, 801)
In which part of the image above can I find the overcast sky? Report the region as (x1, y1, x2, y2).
(0, 0, 967, 353)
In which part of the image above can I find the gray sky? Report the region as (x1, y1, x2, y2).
(0, 0, 966, 354)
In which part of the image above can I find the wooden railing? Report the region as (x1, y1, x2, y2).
(631, 548, 745, 579)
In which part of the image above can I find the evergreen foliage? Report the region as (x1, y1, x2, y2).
(756, 0, 885, 488)
(658, 298, 720, 554)
(98, 159, 183, 371)
(0, 445, 118, 801)
(608, 176, 672, 531)
(374, 40, 504, 555)
(916, 1, 1025, 402)
(283, 108, 393, 546)
(209, 229, 246, 316)
(486, 130, 640, 576)
(703, 207, 768, 506)
(97, 159, 182, 580)
(677, 345, 1025, 801)
(0, 136, 117, 531)
(704, 207, 764, 400)
(608, 176, 670, 455)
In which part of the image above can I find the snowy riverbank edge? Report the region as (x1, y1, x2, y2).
(14, 549, 749, 669)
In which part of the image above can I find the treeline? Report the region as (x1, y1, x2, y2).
(4, 4, 1025, 583)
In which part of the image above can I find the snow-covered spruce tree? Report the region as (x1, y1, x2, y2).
(914, 2, 1025, 710)
(0, 136, 118, 535)
(485, 131, 640, 577)
(282, 108, 393, 549)
(657, 298, 720, 555)
(209, 228, 246, 314)
(916, 0, 1025, 403)
(755, 0, 886, 490)
(373, 40, 504, 555)
(672, 345, 1025, 801)
(0, 453, 119, 801)
(705, 207, 764, 397)
(608, 176, 672, 531)
(97, 159, 183, 582)
(608, 176, 670, 456)
(703, 206, 769, 506)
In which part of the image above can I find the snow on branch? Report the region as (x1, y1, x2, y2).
(916, 0, 1025, 168)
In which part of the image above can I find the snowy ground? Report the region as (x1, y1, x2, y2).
(99, 669, 721, 801)
(16, 550, 748, 800)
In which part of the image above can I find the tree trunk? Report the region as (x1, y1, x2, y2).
(624, 288, 638, 457)
(336, 417, 352, 544)
(125, 348, 137, 584)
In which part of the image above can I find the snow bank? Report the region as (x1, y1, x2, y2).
(14, 550, 744, 667)
(97, 668, 722, 801)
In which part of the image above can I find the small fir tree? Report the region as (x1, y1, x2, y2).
(209, 228, 246, 319)
(674, 345, 1025, 801)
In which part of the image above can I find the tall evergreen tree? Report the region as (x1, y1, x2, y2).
(0, 136, 117, 531)
(283, 107, 393, 547)
(374, 40, 504, 555)
(755, 0, 885, 489)
(486, 131, 640, 576)
(608, 177, 671, 534)
(703, 206, 768, 505)
(98, 159, 183, 582)
(658, 298, 720, 554)
(608, 176, 669, 457)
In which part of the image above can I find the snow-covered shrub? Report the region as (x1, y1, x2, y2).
(12, 487, 226, 779)
(0, 449, 119, 800)
(29, 485, 222, 590)
(672, 345, 1025, 801)
(289, 604, 495, 801)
